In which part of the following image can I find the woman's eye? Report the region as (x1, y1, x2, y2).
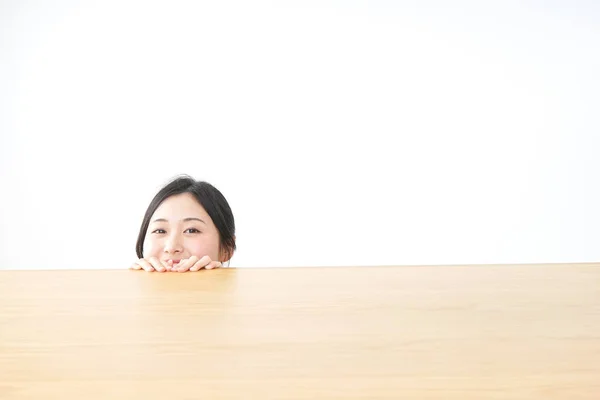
(152, 229, 166, 234)
(185, 228, 200, 234)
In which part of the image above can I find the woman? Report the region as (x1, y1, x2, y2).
(130, 175, 236, 272)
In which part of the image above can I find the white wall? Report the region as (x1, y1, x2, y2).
(1, 0, 599, 269)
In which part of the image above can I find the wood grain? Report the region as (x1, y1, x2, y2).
(1, 264, 599, 399)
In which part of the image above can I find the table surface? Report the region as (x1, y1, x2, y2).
(1, 264, 599, 399)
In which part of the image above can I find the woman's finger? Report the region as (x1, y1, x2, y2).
(189, 255, 212, 272)
(137, 258, 155, 272)
(204, 261, 222, 270)
(176, 256, 198, 272)
(148, 257, 166, 272)
(170, 259, 183, 272)
(129, 262, 143, 270)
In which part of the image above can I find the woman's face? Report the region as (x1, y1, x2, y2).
(143, 193, 222, 265)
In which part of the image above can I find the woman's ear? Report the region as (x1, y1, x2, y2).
(220, 248, 234, 262)
(219, 235, 235, 262)
(220, 239, 235, 262)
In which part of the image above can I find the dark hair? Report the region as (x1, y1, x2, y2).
(136, 175, 236, 261)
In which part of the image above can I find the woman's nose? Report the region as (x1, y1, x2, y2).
(164, 233, 183, 253)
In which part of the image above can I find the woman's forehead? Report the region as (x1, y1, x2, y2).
(152, 193, 209, 220)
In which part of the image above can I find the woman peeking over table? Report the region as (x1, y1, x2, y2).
(130, 175, 236, 272)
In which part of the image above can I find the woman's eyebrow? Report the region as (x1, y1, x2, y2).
(151, 217, 206, 224)
(183, 217, 206, 225)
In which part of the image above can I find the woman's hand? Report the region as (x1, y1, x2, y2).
(129, 256, 222, 272)
(130, 257, 168, 272)
(171, 255, 222, 272)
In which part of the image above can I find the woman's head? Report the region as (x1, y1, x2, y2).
(136, 175, 236, 264)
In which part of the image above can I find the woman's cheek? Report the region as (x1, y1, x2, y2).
(186, 238, 219, 260)
(143, 237, 161, 258)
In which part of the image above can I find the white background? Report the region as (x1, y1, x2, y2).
(1, 0, 599, 269)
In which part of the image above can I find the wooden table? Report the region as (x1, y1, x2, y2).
(1, 264, 599, 399)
